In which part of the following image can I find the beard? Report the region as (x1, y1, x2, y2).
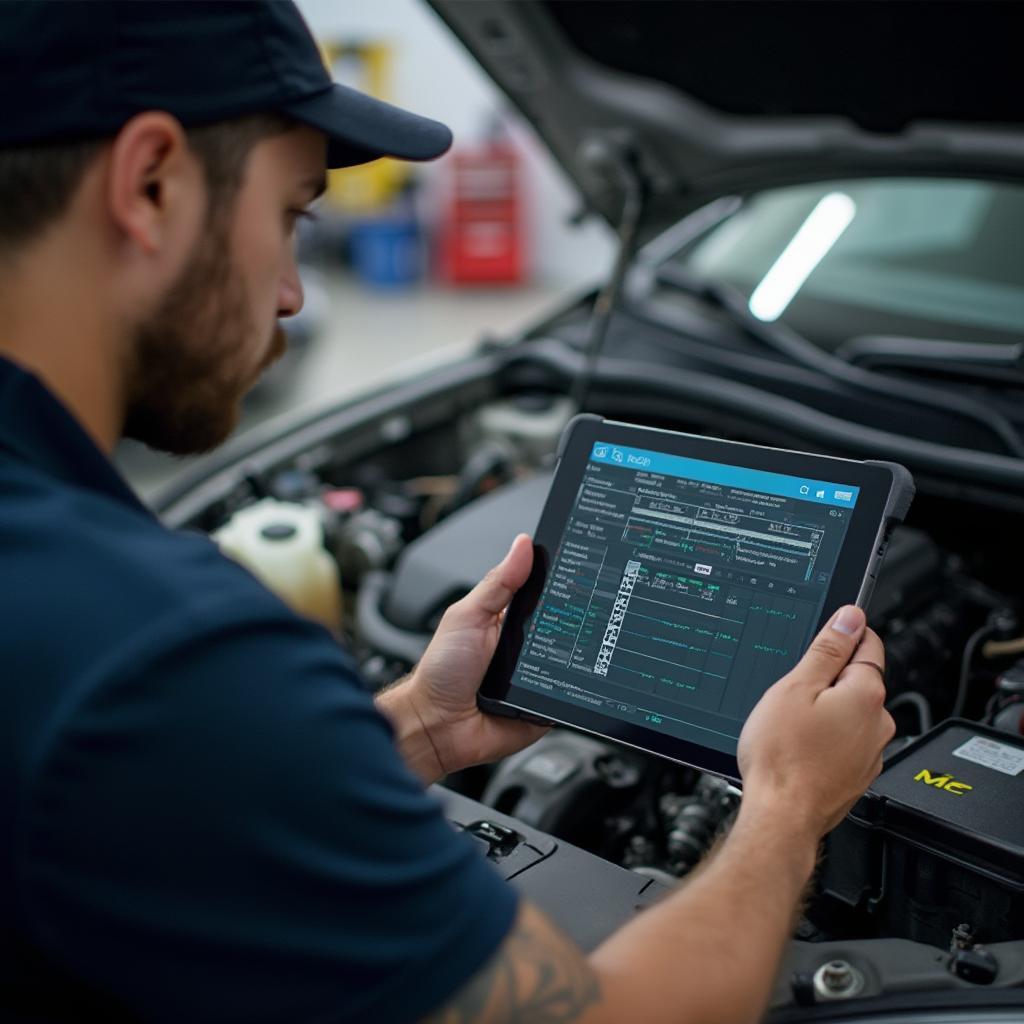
(121, 214, 287, 456)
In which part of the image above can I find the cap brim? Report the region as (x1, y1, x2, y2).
(283, 83, 453, 169)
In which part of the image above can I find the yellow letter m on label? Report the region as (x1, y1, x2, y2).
(914, 769, 973, 795)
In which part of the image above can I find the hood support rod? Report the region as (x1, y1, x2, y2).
(571, 141, 646, 412)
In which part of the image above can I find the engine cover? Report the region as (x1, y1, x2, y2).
(382, 473, 551, 631)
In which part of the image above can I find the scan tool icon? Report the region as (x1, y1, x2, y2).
(594, 445, 609, 458)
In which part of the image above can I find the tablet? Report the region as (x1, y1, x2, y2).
(479, 415, 914, 781)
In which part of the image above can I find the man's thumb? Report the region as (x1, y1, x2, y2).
(449, 534, 533, 625)
(789, 605, 866, 692)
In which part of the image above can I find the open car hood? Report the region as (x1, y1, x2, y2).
(428, 0, 1024, 242)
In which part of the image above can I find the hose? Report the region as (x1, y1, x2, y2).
(982, 635, 1024, 659)
(951, 624, 995, 719)
(885, 691, 933, 734)
(355, 571, 432, 665)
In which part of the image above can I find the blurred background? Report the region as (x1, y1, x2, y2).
(117, 0, 614, 499)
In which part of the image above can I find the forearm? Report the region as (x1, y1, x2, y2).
(588, 798, 818, 1024)
(375, 678, 444, 786)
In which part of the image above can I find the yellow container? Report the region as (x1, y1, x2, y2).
(214, 499, 342, 634)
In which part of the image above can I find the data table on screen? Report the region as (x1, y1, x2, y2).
(511, 442, 858, 753)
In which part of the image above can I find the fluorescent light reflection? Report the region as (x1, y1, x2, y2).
(748, 192, 856, 321)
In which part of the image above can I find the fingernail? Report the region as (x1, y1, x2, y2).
(832, 605, 864, 635)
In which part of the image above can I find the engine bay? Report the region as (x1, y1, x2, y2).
(160, 364, 1024, 1011)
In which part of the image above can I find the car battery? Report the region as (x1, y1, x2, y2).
(819, 720, 1024, 948)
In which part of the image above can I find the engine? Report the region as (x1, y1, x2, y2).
(196, 390, 1024, 955)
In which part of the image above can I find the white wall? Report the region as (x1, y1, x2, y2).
(296, 0, 613, 287)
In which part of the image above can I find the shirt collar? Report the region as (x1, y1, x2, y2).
(0, 354, 151, 515)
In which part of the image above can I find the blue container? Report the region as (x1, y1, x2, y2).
(349, 211, 422, 288)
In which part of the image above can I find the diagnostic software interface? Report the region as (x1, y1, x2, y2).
(510, 441, 860, 755)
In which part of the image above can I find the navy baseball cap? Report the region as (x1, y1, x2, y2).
(0, 1, 452, 169)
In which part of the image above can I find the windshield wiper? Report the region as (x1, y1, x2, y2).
(651, 265, 1024, 459)
(837, 335, 1024, 386)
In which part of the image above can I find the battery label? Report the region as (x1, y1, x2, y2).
(953, 735, 1024, 777)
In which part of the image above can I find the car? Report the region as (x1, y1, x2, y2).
(149, 2, 1024, 1019)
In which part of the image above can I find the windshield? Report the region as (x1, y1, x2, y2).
(675, 179, 1024, 351)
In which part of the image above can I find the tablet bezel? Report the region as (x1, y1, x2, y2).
(479, 416, 909, 781)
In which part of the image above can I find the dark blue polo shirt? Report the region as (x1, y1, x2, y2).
(0, 355, 517, 1023)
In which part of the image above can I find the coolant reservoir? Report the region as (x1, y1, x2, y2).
(214, 499, 342, 633)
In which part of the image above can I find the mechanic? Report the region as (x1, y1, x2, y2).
(0, 3, 895, 1022)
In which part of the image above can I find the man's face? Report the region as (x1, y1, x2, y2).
(123, 125, 326, 455)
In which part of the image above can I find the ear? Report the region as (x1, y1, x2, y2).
(105, 112, 203, 258)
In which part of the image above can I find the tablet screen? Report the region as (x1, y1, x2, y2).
(507, 439, 862, 757)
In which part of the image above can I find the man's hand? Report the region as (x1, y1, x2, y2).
(738, 604, 896, 840)
(422, 604, 896, 1024)
(378, 534, 548, 783)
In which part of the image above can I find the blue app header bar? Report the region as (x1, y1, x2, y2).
(590, 442, 859, 508)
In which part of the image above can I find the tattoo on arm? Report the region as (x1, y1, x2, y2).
(425, 905, 601, 1024)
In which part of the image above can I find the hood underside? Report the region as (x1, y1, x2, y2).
(428, 0, 1024, 240)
